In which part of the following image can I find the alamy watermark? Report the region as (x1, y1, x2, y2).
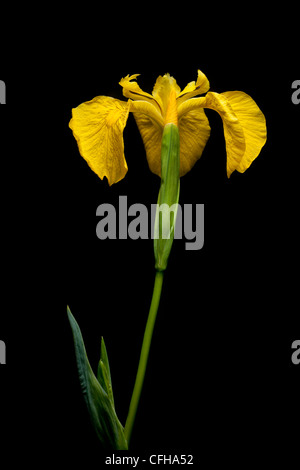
(291, 80, 300, 105)
(0, 340, 6, 364)
(96, 196, 204, 251)
(291, 340, 300, 365)
(0, 80, 6, 104)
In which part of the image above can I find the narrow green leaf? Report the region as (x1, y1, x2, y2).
(97, 338, 115, 409)
(98, 360, 115, 410)
(100, 337, 112, 387)
(67, 307, 128, 450)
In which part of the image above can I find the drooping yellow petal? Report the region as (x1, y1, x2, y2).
(178, 107, 211, 176)
(69, 96, 130, 185)
(129, 99, 165, 176)
(178, 94, 246, 176)
(177, 69, 210, 105)
(221, 91, 267, 173)
(203, 92, 246, 177)
(132, 93, 211, 177)
(132, 108, 164, 177)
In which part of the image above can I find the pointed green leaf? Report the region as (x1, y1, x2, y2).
(98, 360, 115, 410)
(97, 338, 115, 407)
(100, 338, 112, 388)
(67, 307, 128, 450)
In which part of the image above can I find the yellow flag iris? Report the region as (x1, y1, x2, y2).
(69, 70, 266, 185)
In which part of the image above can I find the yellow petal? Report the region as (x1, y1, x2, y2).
(221, 91, 267, 173)
(177, 69, 210, 105)
(178, 107, 211, 176)
(69, 96, 130, 185)
(200, 92, 246, 177)
(132, 109, 163, 177)
(119, 74, 161, 114)
(132, 96, 211, 177)
(164, 89, 178, 126)
(177, 96, 206, 118)
(178, 91, 266, 177)
(129, 99, 165, 176)
(152, 74, 181, 117)
(129, 99, 164, 127)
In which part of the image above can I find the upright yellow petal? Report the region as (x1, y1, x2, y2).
(177, 69, 210, 105)
(164, 89, 178, 126)
(221, 91, 267, 173)
(69, 96, 130, 185)
(119, 75, 161, 114)
(152, 74, 181, 117)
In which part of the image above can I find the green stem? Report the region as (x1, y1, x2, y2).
(124, 270, 164, 445)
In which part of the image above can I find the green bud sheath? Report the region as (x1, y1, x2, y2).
(154, 122, 180, 271)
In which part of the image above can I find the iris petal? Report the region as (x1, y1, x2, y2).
(177, 70, 210, 106)
(178, 108, 211, 176)
(152, 74, 181, 116)
(133, 99, 211, 177)
(119, 75, 161, 114)
(203, 92, 246, 177)
(221, 91, 267, 174)
(132, 110, 163, 177)
(69, 96, 130, 185)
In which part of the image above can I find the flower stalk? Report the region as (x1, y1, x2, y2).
(125, 99, 180, 444)
(124, 270, 164, 444)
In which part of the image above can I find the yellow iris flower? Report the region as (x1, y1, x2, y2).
(69, 70, 266, 185)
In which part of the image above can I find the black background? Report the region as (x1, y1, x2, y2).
(0, 7, 299, 467)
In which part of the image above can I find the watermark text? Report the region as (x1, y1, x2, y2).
(96, 196, 204, 251)
(291, 340, 300, 365)
(0, 80, 6, 104)
(0, 340, 6, 364)
(291, 80, 300, 105)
